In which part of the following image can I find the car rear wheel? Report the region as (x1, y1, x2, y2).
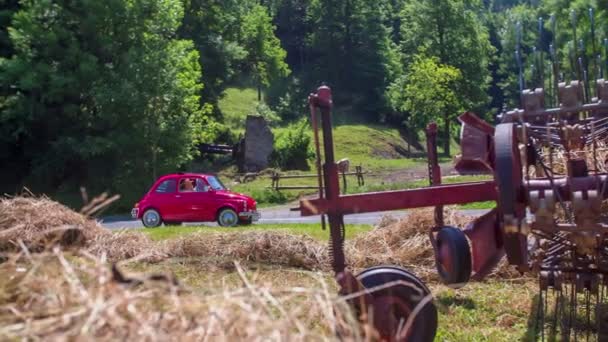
(217, 208, 238, 227)
(142, 209, 162, 228)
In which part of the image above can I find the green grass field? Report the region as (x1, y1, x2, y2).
(217, 87, 486, 209)
(145, 223, 371, 241)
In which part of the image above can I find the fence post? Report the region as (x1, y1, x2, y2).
(271, 172, 280, 190)
(356, 165, 364, 186)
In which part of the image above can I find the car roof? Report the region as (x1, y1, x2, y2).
(157, 173, 215, 181)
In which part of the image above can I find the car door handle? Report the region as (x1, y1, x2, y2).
(175, 195, 181, 198)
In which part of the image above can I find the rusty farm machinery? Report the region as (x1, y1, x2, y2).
(297, 9, 608, 342)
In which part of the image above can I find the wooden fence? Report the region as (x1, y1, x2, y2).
(269, 166, 365, 194)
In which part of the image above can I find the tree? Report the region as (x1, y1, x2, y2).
(0, 0, 215, 206)
(308, 0, 398, 117)
(539, 1, 608, 101)
(0, 0, 19, 58)
(270, 0, 311, 72)
(179, 0, 248, 107)
(495, 5, 540, 109)
(390, 55, 462, 147)
(240, 3, 290, 101)
(399, 0, 494, 155)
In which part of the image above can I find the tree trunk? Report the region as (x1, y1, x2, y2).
(257, 81, 262, 102)
(444, 112, 450, 157)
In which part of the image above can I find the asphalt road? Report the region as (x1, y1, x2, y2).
(100, 206, 490, 230)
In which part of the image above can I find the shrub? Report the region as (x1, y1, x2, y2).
(271, 121, 314, 170)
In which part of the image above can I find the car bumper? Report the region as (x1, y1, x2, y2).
(239, 211, 261, 221)
(131, 208, 139, 219)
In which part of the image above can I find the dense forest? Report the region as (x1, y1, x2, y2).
(1, 0, 607, 207)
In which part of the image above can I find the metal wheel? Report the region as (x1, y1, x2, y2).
(435, 226, 472, 288)
(356, 266, 437, 342)
(494, 123, 528, 266)
(142, 209, 162, 228)
(217, 208, 238, 227)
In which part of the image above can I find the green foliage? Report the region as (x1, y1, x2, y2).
(179, 0, 248, 106)
(390, 55, 462, 133)
(0, 0, 18, 58)
(241, 3, 291, 89)
(395, 0, 493, 155)
(270, 120, 314, 170)
(399, 0, 494, 115)
(308, 0, 398, 115)
(254, 103, 281, 125)
(495, 4, 541, 108)
(0, 0, 216, 207)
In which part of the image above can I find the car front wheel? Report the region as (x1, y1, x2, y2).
(142, 209, 162, 228)
(217, 208, 238, 227)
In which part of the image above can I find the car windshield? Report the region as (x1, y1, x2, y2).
(207, 176, 226, 191)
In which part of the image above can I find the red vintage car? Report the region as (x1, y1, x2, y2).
(131, 173, 260, 227)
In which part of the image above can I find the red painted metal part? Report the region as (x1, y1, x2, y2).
(426, 123, 444, 229)
(464, 209, 505, 280)
(299, 181, 497, 216)
(455, 112, 495, 175)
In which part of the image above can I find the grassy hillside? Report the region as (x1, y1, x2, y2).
(218, 87, 259, 130)
(217, 87, 476, 207)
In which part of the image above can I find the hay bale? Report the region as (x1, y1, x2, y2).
(0, 196, 106, 252)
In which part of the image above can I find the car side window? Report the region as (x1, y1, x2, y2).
(195, 178, 210, 192)
(179, 177, 209, 192)
(155, 179, 176, 193)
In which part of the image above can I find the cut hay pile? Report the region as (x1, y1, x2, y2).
(0, 251, 365, 341)
(166, 231, 328, 270)
(0, 196, 161, 262)
(0, 196, 106, 252)
(348, 208, 467, 280)
(0, 196, 522, 279)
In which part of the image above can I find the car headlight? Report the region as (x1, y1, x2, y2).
(243, 200, 248, 211)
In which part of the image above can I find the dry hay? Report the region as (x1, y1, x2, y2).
(0, 196, 164, 264)
(347, 208, 468, 280)
(0, 196, 522, 282)
(0, 196, 106, 252)
(166, 231, 328, 270)
(347, 208, 521, 281)
(538, 141, 608, 175)
(87, 230, 167, 263)
(0, 251, 368, 341)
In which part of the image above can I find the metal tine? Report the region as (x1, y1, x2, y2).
(569, 42, 576, 81)
(571, 10, 582, 82)
(586, 290, 591, 341)
(538, 289, 546, 341)
(604, 38, 608, 79)
(599, 284, 605, 340)
(589, 8, 599, 88)
(550, 14, 561, 106)
(538, 17, 545, 90)
(516, 21, 525, 106)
